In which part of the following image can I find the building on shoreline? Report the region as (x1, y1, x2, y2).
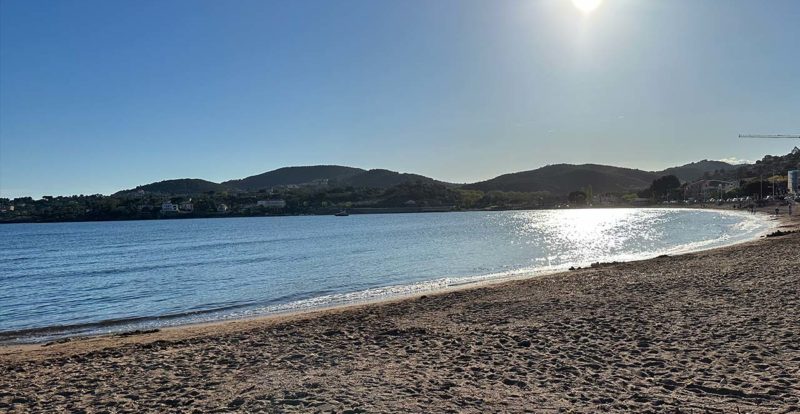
(684, 179, 738, 200)
(178, 201, 194, 212)
(789, 170, 799, 194)
(161, 202, 179, 213)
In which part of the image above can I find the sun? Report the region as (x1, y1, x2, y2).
(572, 0, 603, 13)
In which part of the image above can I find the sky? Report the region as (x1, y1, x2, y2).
(1, 0, 798, 198)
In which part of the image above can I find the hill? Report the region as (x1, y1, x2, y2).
(222, 165, 365, 190)
(115, 179, 233, 196)
(702, 148, 800, 181)
(464, 164, 658, 194)
(113, 150, 799, 197)
(744, 148, 800, 176)
(655, 160, 739, 182)
(345, 169, 445, 188)
(222, 165, 447, 191)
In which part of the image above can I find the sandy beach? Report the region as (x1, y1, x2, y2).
(1, 211, 798, 413)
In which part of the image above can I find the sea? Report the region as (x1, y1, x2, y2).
(0, 208, 774, 343)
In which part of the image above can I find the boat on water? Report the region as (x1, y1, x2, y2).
(334, 210, 349, 216)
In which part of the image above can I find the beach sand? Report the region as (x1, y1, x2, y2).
(1, 211, 798, 413)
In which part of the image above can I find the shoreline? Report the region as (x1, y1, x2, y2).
(1, 209, 797, 412)
(0, 201, 782, 225)
(0, 207, 779, 346)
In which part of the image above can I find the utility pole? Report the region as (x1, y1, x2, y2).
(773, 168, 776, 198)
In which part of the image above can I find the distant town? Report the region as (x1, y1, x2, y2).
(2, 149, 798, 224)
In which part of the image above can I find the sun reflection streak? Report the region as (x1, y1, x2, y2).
(502, 209, 670, 266)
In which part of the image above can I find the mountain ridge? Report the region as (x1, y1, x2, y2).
(115, 179, 235, 196)
(463, 163, 660, 194)
(118, 159, 748, 196)
(656, 160, 739, 182)
(222, 165, 366, 190)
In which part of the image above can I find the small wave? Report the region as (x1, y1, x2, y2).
(0, 302, 255, 344)
(0, 256, 35, 263)
(0, 251, 313, 283)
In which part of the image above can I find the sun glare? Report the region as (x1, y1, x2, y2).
(572, 0, 603, 13)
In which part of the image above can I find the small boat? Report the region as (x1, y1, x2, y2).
(334, 210, 349, 216)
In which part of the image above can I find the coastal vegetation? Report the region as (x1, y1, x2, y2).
(0, 182, 558, 223)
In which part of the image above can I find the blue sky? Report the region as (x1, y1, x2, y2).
(1, 0, 798, 198)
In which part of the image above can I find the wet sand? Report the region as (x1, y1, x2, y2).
(1, 211, 798, 413)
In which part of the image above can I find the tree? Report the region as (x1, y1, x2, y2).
(568, 191, 587, 205)
(455, 189, 484, 209)
(583, 185, 593, 205)
(648, 175, 681, 199)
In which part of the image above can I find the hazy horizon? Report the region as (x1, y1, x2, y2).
(1, 0, 798, 198)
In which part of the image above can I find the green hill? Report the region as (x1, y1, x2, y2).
(655, 160, 738, 182)
(703, 148, 800, 181)
(222, 165, 365, 190)
(345, 169, 445, 188)
(744, 148, 800, 176)
(222, 165, 448, 191)
(113, 151, 799, 197)
(115, 179, 233, 195)
(464, 164, 658, 194)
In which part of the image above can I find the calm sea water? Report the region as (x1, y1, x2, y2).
(0, 208, 772, 343)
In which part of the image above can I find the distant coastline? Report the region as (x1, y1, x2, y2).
(0, 200, 786, 225)
(3, 149, 797, 224)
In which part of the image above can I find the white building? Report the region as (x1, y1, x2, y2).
(594, 194, 621, 206)
(178, 202, 194, 212)
(257, 199, 286, 208)
(789, 170, 799, 194)
(161, 202, 179, 213)
(685, 179, 738, 200)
